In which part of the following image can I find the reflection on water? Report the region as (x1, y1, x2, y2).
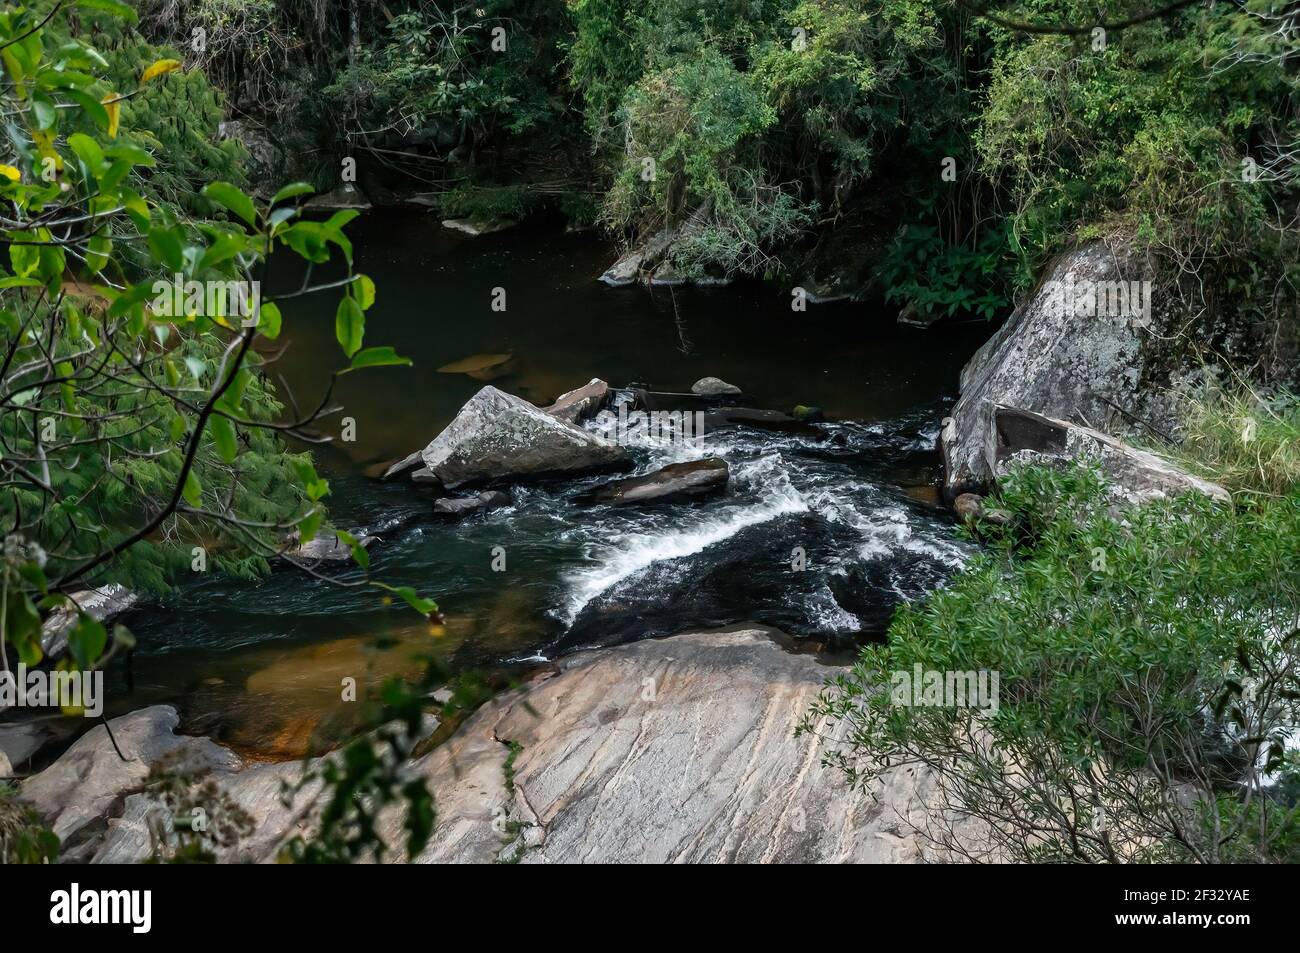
(104, 212, 993, 758)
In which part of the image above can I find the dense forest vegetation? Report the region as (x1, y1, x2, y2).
(132, 0, 1300, 337)
(0, 0, 1297, 865)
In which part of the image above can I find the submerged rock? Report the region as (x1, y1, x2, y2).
(416, 385, 630, 489)
(992, 406, 1230, 505)
(41, 584, 138, 659)
(282, 531, 377, 565)
(434, 490, 512, 518)
(691, 376, 742, 397)
(441, 218, 517, 237)
(575, 458, 729, 507)
(705, 407, 823, 438)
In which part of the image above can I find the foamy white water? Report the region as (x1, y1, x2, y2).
(560, 462, 808, 623)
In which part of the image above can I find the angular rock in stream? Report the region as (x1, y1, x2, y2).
(575, 458, 729, 507)
(942, 241, 1148, 497)
(416, 385, 630, 488)
(543, 378, 609, 424)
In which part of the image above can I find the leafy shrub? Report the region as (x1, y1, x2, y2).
(804, 465, 1300, 862)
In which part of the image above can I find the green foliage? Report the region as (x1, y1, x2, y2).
(0, 782, 59, 863)
(975, 3, 1300, 311)
(0, 0, 428, 673)
(604, 45, 812, 277)
(805, 465, 1300, 862)
(876, 214, 1012, 320)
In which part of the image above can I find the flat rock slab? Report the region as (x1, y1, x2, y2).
(993, 406, 1230, 504)
(419, 385, 630, 488)
(396, 628, 955, 863)
(575, 458, 729, 506)
(21, 634, 962, 864)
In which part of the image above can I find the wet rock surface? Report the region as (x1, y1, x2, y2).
(415, 385, 630, 488)
(575, 458, 729, 507)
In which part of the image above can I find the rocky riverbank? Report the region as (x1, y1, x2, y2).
(19, 628, 962, 863)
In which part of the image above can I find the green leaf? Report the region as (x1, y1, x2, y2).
(66, 133, 105, 183)
(271, 182, 315, 205)
(257, 301, 282, 339)
(343, 346, 411, 373)
(335, 296, 364, 357)
(182, 469, 202, 507)
(67, 615, 108, 671)
(352, 274, 376, 310)
(77, 0, 139, 22)
(336, 530, 370, 570)
(202, 181, 257, 227)
(209, 414, 238, 463)
(297, 509, 322, 544)
(373, 583, 439, 617)
(148, 226, 185, 272)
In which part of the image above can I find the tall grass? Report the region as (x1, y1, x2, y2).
(1174, 387, 1300, 497)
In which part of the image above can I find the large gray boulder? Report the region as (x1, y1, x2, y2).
(419, 385, 630, 488)
(385, 628, 963, 863)
(943, 241, 1149, 497)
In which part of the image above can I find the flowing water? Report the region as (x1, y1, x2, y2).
(103, 211, 993, 758)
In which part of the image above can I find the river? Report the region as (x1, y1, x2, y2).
(104, 211, 993, 759)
